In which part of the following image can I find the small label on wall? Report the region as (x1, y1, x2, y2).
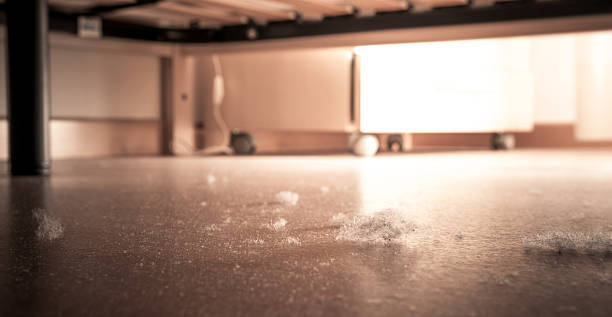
(78, 16, 102, 39)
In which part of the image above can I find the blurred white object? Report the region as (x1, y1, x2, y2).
(199, 55, 233, 155)
(275, 191, 299, 206)
(352, 134, 379, 156)
(356, 38, 534, 134)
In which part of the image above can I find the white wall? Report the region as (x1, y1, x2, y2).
(528, 31, 612, 141)
(575, 31, 612, 141)
(530, 34, 577, 124)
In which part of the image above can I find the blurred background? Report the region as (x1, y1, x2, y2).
(1, 0, 612, 159)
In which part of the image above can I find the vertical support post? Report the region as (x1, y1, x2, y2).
(160, 57, 174, 155)
(170, 48, 195, 155)
(352, 52, 361, 132)
(6, 0, 51, 176)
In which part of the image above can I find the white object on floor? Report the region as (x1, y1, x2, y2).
(522, 231, 612, 254)
(33, 208, 64, 241)
(286, 237, 301, 245)
(275, 191, 299, 206)
(351, 134, 379, 157)
(330, 213, 348, 224)
(197, 55, 233, 156)
(271, 218, 287, 231)
(336, 209, 416, 244)
(246, 238, 264, 245)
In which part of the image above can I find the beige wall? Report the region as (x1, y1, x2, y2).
(50, 47, 160, 119)
(0, 120, 5, 159)
(0, 32, 171, 160)
(193, 49, 354, 151)
(0, 33, 168, 119)
(0, 119, 160, 160)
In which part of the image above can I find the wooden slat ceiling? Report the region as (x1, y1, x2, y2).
(48, 0, 518, 29)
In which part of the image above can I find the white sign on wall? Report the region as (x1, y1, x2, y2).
(78, 16, 102, 39)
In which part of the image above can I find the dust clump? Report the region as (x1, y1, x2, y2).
(33, 208, 64, 241)
(246, 238, 264, 245)
(207, 174, 216, 185)
(261, 207, 283, 214)
(597, 272, 611, 284)
(286, 237, 301, 245)
(522, 231, 612, 254)
(320, 186, 330, 194)
(275, 191, 299, 206)
(330, 213, 348, 225)
(269, 218, 287, 231)
(205, 224, 221, 232)
(335, 209, 416, 244)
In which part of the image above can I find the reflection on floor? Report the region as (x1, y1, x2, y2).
(1, 150, 611, 316)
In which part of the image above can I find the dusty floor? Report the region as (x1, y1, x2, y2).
(1, 150, 611, 316)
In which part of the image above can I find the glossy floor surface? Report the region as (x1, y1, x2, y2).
(1, 150, 611, 317)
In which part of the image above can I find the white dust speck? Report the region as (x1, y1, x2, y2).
(223, 217, 232, 224)
(330, 213, 348, 224)
(597, 272, 611, 284)
(335, 209, 416, 244)
(570, 212, 586, 221)
(246, 238, 264, 245)
(269, 218, 287, 231)
(522, 231, 612, 254)
(207, 174, 216, 185)
(286, 237, 301, 245)
(261, 207, 283, 214)
(275, 191, 299, 206)
(320, 186, 330, 194)
(205, 224, 221, 232)
(33, 208, 64, 241)
(200, 201, 208, 207)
